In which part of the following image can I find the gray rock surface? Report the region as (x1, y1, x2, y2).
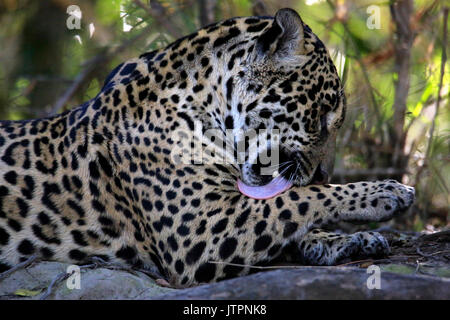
(0, 261, 174, 300)
(151, 266, 450, 300)
(1, 261, 449, 299)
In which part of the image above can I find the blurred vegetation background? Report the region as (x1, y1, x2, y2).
(0, 0, 448, 231)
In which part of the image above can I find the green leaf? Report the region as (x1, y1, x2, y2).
(14, 289, 42, 297)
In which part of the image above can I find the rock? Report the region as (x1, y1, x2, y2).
(0, 261, 175, 300)
(1, 261, 449, 300)
(150, 267, 450, 300)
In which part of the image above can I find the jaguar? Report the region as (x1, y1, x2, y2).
(0, 8, 415, 287)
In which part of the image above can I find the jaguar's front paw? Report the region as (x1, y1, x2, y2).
(299, 231, 390, 265)
(333, 231, 390, 264)
(381, 180, 415, 211)
(341, 180, 415, 223)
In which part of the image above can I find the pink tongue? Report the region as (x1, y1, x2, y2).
(237, 176, 293, 200)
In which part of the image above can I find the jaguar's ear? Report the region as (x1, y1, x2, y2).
(256, 8, 308, 63)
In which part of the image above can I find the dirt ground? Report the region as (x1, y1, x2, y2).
(344, 229, 450, 278)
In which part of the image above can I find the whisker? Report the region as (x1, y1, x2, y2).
(276, 163, 294, 178)
(285, 162, 300, 184)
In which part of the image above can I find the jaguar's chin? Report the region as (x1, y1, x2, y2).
(309, 165, 329, 185)
(290, 165, 329, 187)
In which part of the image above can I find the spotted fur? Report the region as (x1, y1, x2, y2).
(0, 9, 414, 287)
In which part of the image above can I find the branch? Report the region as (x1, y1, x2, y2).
(49, 55, 103, 116)
(133, 0, 183, 39)
(414, 7, 448, 186)
(199, 0, 217, 27)
(332, 167, 409, 181)
(49, 24, 156, 116)
(424, 7, 448, 163)
(0, 255, 37, 281)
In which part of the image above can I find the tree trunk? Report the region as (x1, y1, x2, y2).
(390, 0, 414, 179)
(199, 0, 217, 27)
(18, 1, 68, 118)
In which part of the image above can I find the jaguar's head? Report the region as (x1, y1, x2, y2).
(209, 9, 346, 192)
